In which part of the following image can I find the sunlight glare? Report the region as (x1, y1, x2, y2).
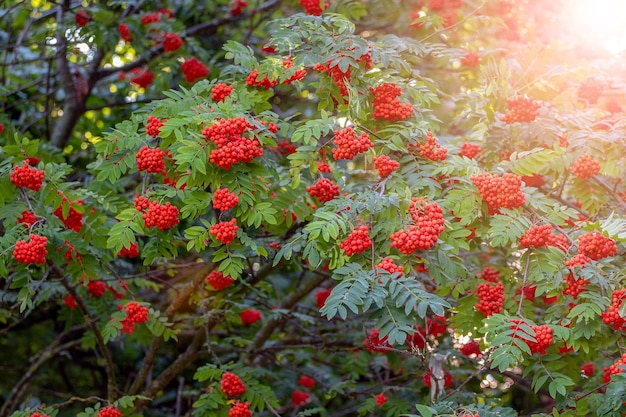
(569, 0, 626, 55)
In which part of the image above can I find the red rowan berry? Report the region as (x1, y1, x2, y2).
(17, 211, 37, 227)
(206, 270, 235, 290)
(581, 362, 594, 377)
(521, 173, 545, 188)
(422, 372, 453, 388)
(297, 375, 315, 389)
(210, 219, 238, 244)
(414, 132, 447, 161)
(118, 243, 139, 258)
(317, 161, 332, 172)
(163, 33, 183, 52)
(124, 301, 149, 324)
(140, 12, 160, 26)
(316, 288, 331, 308)
(211, 83, 234, 102)
(240, 308, 261, 325)
(10, 163, 44, 191)
(563, 272, 588, 299)
(213, 188, 239, 211)
(603, 353, 626, 382)
(30, 413, 50, 417)
(307, 178, 340, 203)
(578, 231, 617, 260)
(229, 401, 252, 417)
(459, 142, 481, 159)
(246, 68, 277, 89)
(476, 281, 504, 317)
(569, 154, 600, 179)
(331, 127, 373, 160)
(221, 372, 246, 397)
(282, 57, 307, 83)
(480, 266, 500, 282)
(375, 393, 387, 406)
(64, 295, 76, 310)
(375, 257, 403, 275)
(134, 196, 150, 212)
(511, 320, 553, 354)
(75, 10, 90, 27)
(13, 234, 47, 264)
(119, 23, 132, 42)
(136, 146, 166, 173)
(54, 197, 84, 232)
(519, 224, 552, 248)
(370, 83, 413, 122)
(97, 406, 122, 417)
(143, 201, 180, 230)
(299, 0, 328, 15)
(460, 340, 481, 356)
(500, 95, 541, 123)
(373, 155, 399, 178)
(130, 68, 154, 88)
(181, 57, 210, 83)
(460, 50, 479, 67)
(470, 172, 525, 215)
(87, 280, 106, 298)
(601, 289, 626, 331)
(146, 116, 164, 138)
(363, 328, 392, 353)
(565, 253, 592, 268)
(339, 225, 372, 256)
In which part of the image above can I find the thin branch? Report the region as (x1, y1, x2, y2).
(517, 250, 531, 316)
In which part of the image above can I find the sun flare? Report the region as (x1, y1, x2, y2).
(568, 0, 626, 55)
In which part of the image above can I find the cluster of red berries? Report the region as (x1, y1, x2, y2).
(18, 210, 37, 227)
(10, 163, 45, 191)
(316, 288, 331, 308)
(460, 340, 481, 356)
(118, 243, 140, 258)
(88, 280, 107, 297)
(476, 281, 504, 317)
(136, 146, 166, 173)
(213, 188, 239, 211)
(203, 117, 263, 170)
(230, 0, 248, 15)
(313, 60, 351, 97)
(481, 266, 500, 282)
(388, 198, 444, 253)
(415, 132, 447, 161)
(210, 219, 238, 245)
(143, 201, 180, 230)
(240, 308, 262, 325)
(97, 407, 122, 417)
(271, 140, 296, 156)
(375, 257, 403, 275)
(577, 78, 603, 105)
(521, 174, 545, 188)
(511, 320, 553, 354)
(569, 153, 600, 179)
(375, 393, 387, 406)
(282, 57, 307, 83)
(54, 197, 84, 232)
(206, 270, 235, 290)
(565, 253, 591, 268)
(297, 375, 315, 389)
(581, 362, 594, 377)
(307, 178, 340, 203)
(363, 328, 392, 353)
(163, 33, 183, 52)
(370, 83, 413, 122)
(563, 272, 588, 299)
(373, 155, 400, 178)
(300, 0, 328, 15)
(470, 172, 525, 215)
(130, 68, 154, 88)
(500, 95, 541, 124)
(578, 231, 617, 260)
(331, 127, 373, 160)
(246, 68, 278, 89)
(229, 401, 252, 417)
(339, 225, 372, 256)
(292, 390, 311, 406)
(120, 301, 149, 334)
(460, 50, 480, 67)
(146, 116, 164, 138)
(459, 142, 481, 159)
(203, 117, 252, 146)
(601, 289, 626, 331)
(422, 372, 453, 388)
(119, 23, 132, 42)
(603, 353, 626, 382)
(211, 83, 234, 102)
(519, 224, 552, 248)
(13, 234, 48, 264)
(181, 57, 210, 83)
(134, 196, 150, 212)
(75, 10, 90, 26)
(221, 372, 246, 397)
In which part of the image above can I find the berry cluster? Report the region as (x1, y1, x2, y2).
(460, 340, 481, 356)
(313, 61, 352, 97)
(511, 320, 553, 354)
(210, 219, 238, 244)
(389, 198, 445, 253)
(203, 117, 252, 146)
(375, 257, 403, 275)
(373, 155, 400, 178)
(601, 289, 626, 331)
(470, 172, 525, 215)
(130, 68, 154, 88)
(282, 57, 307, 83)
(481, 266, 500, 282)
(390, 226, 438, 254)
(13, 234, 48, 264)
(246, 68, 278, 89)
(206, 270, 235, 290)
(88, 280, 107, 297)
(134, 196, 150, 212)
(565, 253, 592, 268)
(300, 0, 328, 15)
(307, 178, 340, 203)
(578, 231, 617, 260)
(203, 117, 263, 170)
(563, 272, 588, 299)
(221, 372, 246, 397)
(54, 197, 84, 232)
(229, 401, 252, 417)
(120, 301, 149, 334)
(75, 10, 90, 26)
(476, 281, 504, 317)
(603, 353, 626, 382)
(143, 201, 180, 230)
(370, 83, 413, 122)
(292, 390, 311, 406)
(18, 211, 37, 227)
(163, 33, 183, 52)
(363, 328, 392, 353)
(136, 146, 166, 173)
(118, 243, 140, 258)
(519, 224, 552, 248)
(230, 0, 248, 15)
(211, 83, 234, 102)
(577, 78, 603, 104)
(213, 188, 239, 211)
(422, 372, 453, 388)
(415, 132, 447, 161)
(297, 375, 315, 389)
(339, 225, 372, 256)
(181, 57, 210, 83)
(97, 407, 122, 417)
(459, 142, 481, 159)
(331, 127, 373, 160)
(10, 163, 45, 191)
(569, 153, 600, 179)
(146, 116, 164, 138)
(581, 362, 594, 377)
(460, 50, 480, 67)
(272, 140, 296, 156)
(316, 288, 331, 308)
(240, 308, 261, 325)
(500, 95, 541, 124)
(119, 23, 132, 42)
(375, 393, 387, 406)
(64, 293, 76, 310)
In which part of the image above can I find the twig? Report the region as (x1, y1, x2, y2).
(175, 377, 184, 417)
(420, 1, 487, 43)
(517, 250, 531, 316)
